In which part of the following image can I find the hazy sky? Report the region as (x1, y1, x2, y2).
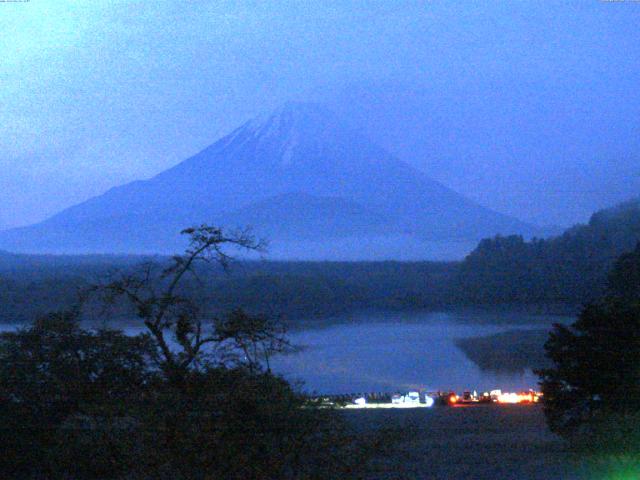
(2, 1, 639, 230)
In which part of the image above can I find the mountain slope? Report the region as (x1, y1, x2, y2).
(216, 192, 392, 239)
(0, 103, 535, 259)
(455, 197, 640, 304)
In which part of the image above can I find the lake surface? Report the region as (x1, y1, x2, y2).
(269, 310, 572, 394)
(0, 310, 572, 395)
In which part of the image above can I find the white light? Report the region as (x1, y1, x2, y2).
(424, 396, 435, 408)
(407, 391, 420, 404)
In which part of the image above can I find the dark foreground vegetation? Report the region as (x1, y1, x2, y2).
(0, 312, 370, 479)
(1, 198, 638, 325)
(539, 242, 640, 452)
(1, 202, 639, 478)
(0, 227, 374, 479)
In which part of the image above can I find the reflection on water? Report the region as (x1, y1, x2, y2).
(270, 311, 571, 394)
(0, 310, 572, 395)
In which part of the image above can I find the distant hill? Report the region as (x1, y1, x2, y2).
(0, 103, 536, 260)
(0, 251, 150, 273)
(455, 198, 640, 305)
(0, 257, 457, 324)
(1, 198, 638, 324)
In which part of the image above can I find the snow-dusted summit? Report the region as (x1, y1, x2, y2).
(0, 103, 535, 259)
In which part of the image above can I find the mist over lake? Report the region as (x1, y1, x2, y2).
(270, 310, 571, 394)
(0, 309, 570, 396)
(2, 3, 639, 478)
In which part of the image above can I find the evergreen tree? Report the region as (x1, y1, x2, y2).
(538, 243, 640, 447)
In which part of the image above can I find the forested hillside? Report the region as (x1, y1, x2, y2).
(0, 259, 457, 324)
(454, 198, 640, 305)
(1, 199, 638, 324)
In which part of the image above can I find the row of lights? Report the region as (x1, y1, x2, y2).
(447, 390, 542, 405)
(348, 389, 542, 408)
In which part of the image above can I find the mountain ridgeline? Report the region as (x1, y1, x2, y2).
(0, 198, 638, 324)
(0, 103, 535, 260)
(454, 198, 640, 305)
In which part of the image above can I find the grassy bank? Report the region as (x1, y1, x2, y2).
(344, 405, 584, 479)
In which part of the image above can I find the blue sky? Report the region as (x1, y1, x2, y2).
(1, 1, 639, 229)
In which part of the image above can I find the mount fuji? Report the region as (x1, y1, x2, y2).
(0, 103, 537, 260)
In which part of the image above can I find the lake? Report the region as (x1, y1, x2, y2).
(0, 310, 572, 395)
(269, 310, 572, 395)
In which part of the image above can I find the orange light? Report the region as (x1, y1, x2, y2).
(496, 391, 542, 404)
(449, 394, 458, 404)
